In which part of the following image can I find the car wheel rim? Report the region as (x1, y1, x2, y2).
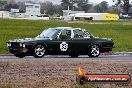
(35, 45, 45, 57)
(91, 45, 100, 56)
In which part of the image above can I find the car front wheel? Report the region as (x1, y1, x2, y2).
(88, 45, 100, 57)
(33, 44, 46, 58)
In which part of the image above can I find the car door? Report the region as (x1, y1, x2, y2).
(48, 29, 73, 54)
(71, 29, 91, 54)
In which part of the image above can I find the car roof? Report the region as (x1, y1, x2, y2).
(55, 27, 72, 29)
(52, 27, 82, 30)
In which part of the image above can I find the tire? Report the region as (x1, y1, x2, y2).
(33, 44, 46, 58)
(14, 53, 25, 58)
(88, 45, 100, 57)
(70, 54, 79, 58)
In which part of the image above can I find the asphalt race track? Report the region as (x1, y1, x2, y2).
(0, 54, 131, 61)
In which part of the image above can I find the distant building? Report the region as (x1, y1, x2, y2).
(0, 11, 9, 18)
(10, 8, 19, 13)
(66, 13, 119, 21)
(62, 10, 85, 16)
(82, 13, 119, 20)
(9, 8, 20, 17)
(0, 2, 49, 20)
(25, 3, 41, 17)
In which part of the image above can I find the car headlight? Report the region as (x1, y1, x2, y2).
(19, 43, 26, 48)
(23, 44, 25, 48)
(19, 43, 22, 47)
(7, 43, 11, 47)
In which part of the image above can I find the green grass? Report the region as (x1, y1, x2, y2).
(0, 19, 132, 53)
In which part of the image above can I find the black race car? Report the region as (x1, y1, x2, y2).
(7, 27, 114, 58)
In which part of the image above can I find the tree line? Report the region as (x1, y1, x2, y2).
(0, 0, 132, 16)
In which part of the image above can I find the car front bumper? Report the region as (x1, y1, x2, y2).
(101, 46, 114, 53)
(7, 42, 28, 54)
(9, 47, 28, 54)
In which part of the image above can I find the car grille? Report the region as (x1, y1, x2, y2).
(11, 42, 20, 49)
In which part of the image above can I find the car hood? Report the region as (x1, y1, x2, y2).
(8, 37, 51, 43)
(94, 37, 113, 42)
(94, 37, 112, 40)
(100, 38, 112, 41)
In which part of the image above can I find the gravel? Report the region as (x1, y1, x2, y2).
(0, 59, 132, 88)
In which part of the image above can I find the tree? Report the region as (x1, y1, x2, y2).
(40, 1, 62, 16)
(113, 0, 131, 14)
(53, 5, 63, 16)
(61, 0, 73, 10)
(4, 3, 18, 11)
(123, 0, 130, 14)
(76, 0, 92, 12)
(94, 4, 102, 13)
(0, 0, 7, 10)
(61, 0, 92, 12)
(40, 1, 54, 15)
(17, 2, 26, 13)
(94, 1, 108, 13)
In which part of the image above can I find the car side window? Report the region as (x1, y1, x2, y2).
(59, 30, 71, 40)
(73, 29, 89, 38)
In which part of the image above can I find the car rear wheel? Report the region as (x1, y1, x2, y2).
(33, 44, 46, 58)
(14, 53, 25, 58)
(88, 45, 100, 57)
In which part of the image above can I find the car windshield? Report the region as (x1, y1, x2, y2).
(86, 31, 94, 37)
(37, 28, 61, 39)
(82, 29, 94, 38)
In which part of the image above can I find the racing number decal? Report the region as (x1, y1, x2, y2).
(60, 42, 68, 51)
